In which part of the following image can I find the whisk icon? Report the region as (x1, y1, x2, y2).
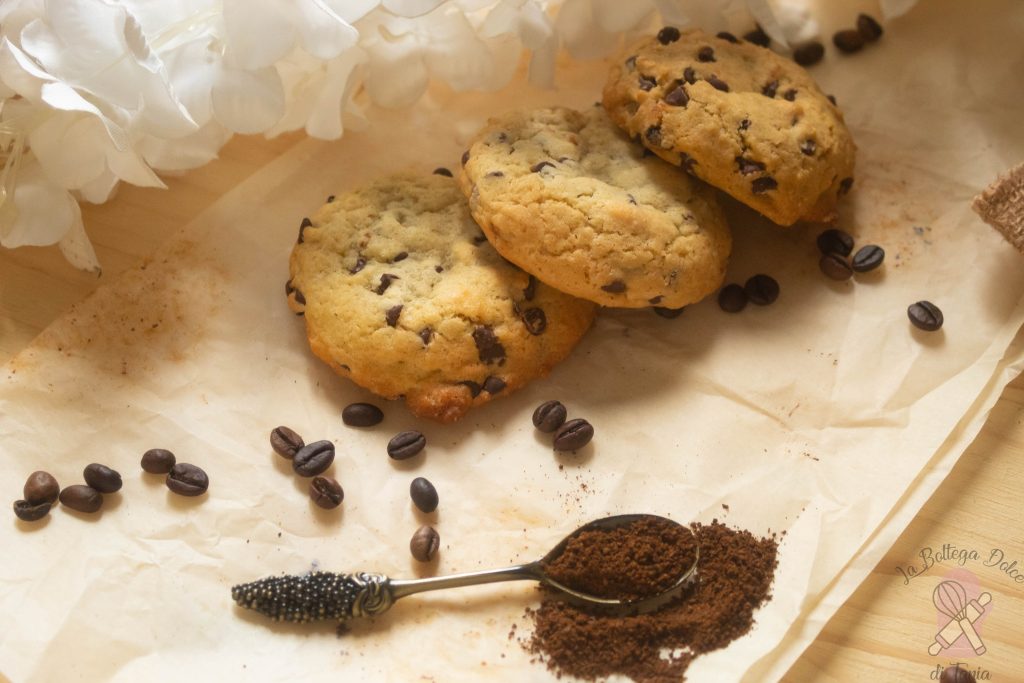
(931, 580, 987, 655)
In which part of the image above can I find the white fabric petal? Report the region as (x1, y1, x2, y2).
(746, 0, 788, 47)
(57, 203, 101, 273)
(650, 0, 691, 28)
(0, 0, 45, 37)
(1, 159, 76, 248)
(592, 0, 654, 34)
(160, 38, 219, 127)
(382, 0, 446, 18)
(421, 11, 496, 92)
(304, 49, 367, 139)
(556, 0, 617, 60)
(40, 82, 132, 152)
(364, 33, 428, 108)
(138, 121, 232, 172)
(294, 0, 360, 61)
(527, 32, 558, 87)
(223, 0, 297, 70)
(77, 169, 120, 204)
(517, 1, 555, 49)
(479, 0, 521, 38)
(29, 113, 109, 189)
(0, 37, 50, 100)
(210, 64, 286, 133)
(320, 0, 380, 24)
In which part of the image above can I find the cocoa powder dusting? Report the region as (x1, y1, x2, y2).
(526, 521, 778, 682)
(542, 517, 697, 601)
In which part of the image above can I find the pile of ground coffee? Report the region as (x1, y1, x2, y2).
(526, 521, 778, 682)
(542, 516, 698, 601)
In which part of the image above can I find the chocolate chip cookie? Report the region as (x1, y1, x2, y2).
(603, 28, 856, 225)
(457, 106, 731, 308)
(287, 172, 597, 423)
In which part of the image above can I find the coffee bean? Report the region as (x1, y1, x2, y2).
(718, 284, 748, 312)
(83, 463, 122, 494)
(792, 41, 824, 66)
(908, 301, 943, 331)
(433, 167, 453, 177)
(716, 31, 739, 43)
(819, 253, 853, 280)
(410, 477, 439, 513)
(601, 280, 626, 294)
(857, 14, 884, 42)
(388, 431, 426, 460)
(751, 177, 778, 193)
(705, 75, 729, 92)
(744, 274, 780, 305)
(342, 403, 383, 427)
(59, 485, 103, 513)
(141, 448, 176, 474)
(309, 476, 344, 509)
(656, 26, 680, 45)
(410, 525, 440, 562)
(533, 400, 567, 433)
(744, 27, 770, 47)
(736, 157, 765, 175)
(697, 46, 715, 62)
(800, 139, 816, 156)
(851, 245, 885, 272)
(833, 29, 865, 53)
(683, 67, 696, 84)
(761, 80, 778, 98)
(166, 463, 209, 496)
(816, 228, 854, 257)
(472, 325, 506, 363)
(553, 418, 594, 451)
(664, 85, 689, 107)
(482, 376, 506, 394)
(385, 304, 403, 327)
(269, 426, 304, 459)
(653, 306, 685, 318)
(13, 499, 51, 522)
(293, 440, 335, 477)
(939, 665, 976, 683)
(638, 75, 656, 91)
(23, 471, 59, 505)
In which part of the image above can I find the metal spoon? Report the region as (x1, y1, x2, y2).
(231, 513, 700, 624)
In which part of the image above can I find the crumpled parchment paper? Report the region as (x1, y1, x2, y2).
(2, 1, 1024, 681)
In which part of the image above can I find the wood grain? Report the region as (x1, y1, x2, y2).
(2, 134, 1021, 682)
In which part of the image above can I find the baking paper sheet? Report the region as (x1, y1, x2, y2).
(3, 1, 1024, 681)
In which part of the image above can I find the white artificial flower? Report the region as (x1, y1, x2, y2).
(480, 0, 558, 87)
(268, 47, 369, 140)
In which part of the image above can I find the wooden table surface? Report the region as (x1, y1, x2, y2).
(2, 134, 1022, 682)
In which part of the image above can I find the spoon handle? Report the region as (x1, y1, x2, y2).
(232, 564, 543, 623)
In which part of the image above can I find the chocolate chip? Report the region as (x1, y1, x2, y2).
(783, 88, 797, 101)
(648, 295, 663, 305)
(298, 217, 311, 243)
(461, 150, 469, 166)
(657, 26, 680, 44)
(483, 376, 506, 394)
(762, 80, 779, 98)
(736, 157, 765, 175)
(472, 326, 506, 363)
(410, 477, 439, 513)
(392, 251, 408, 262)
(293, 289, 306, 305)
(716, 31, 739, 43)
(418, 327, 434, 345)
(433, 167, 452, 177)
(434, 265, 443, 273)
(60, 484, 102, 512)
(683, 67, 697, 84)
(533, 400, 567, 433)
(744, 27, 770, 47)
(523, 275, 537, 301)
(326, 195, 335, 203)
(13, 499, 51, 522)
(553, 418, 594, 452)
(800, 139, 816, 156)
(522, 308, 547, 335)
(486, 171, 504, 178)
(718, 284, 748, 312)
(679, 153, 697, 174)
(819, 253, 853, 280)
(309, 476, 343, 509)
(908, 301, 943, 331)
(349, 257, 366, 274)
(285, 279, 294, 297)
(627, 194, 637, 205)
(645, 125, 662, 146)
(833, 29, 865, 53)
(857, 14, 884, 42)
(625, 55, 637, 70)
(639, 75, 657, 91)
(705, 75, 729, 92)
(83, 463, 122, 494)
(531, 161, 554, 173)
(817, 228, 854, 256)
(601, 280, 627, 294)
(388, 431, 426, 460)
(653, 306, 685, 318)
(851, 245, 885, 272)
(375, 273, 398, 294)
(697, 46, 715, 62)
(141, 448, 176, 474)
(665, 85, 689, 106)
(23, 471, 59, 505)
(385, 304, 403, 327)
(751, 177, 778, 193)
(459, 380, 483, 397)
(738, 118, 751, 131)
(744, 274, 780, 305)
(792, 41, 825, 66)
(410, 525, 440, 562)
(343, 403, 384, 427)
(839, 177, 854, 195)
(293, 441, 335, 477)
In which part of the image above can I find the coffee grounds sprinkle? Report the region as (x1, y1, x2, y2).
(542, 517, 697, 601)
(525, 521, 778, 682)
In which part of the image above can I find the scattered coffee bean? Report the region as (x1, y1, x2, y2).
(410, 477, 439, 513)
(166, 463, 209, 496)
(553, 418, 594, 452)
(851, 245, 885, 272)
(656, 26, 680, 45)
(857, 14, 884, 42)
(908, 301, 943, 331)
(533, 400, 568, 433)
(792, 41, 824, 66)
(83, 463, 122, 494)
(59, 485, 103, 513)
(342, 403, 384, 427)
(819, 253, 853, 280)
(751, 177, 777, 193)
(743, 27, 770, 47)
(432, 167, 453, 177)
(833, 29, 865, 53)
(718, 284, 748, 313)
(141, 448, 176, 474)
(388, 431, 426, 460)
(939, 665, 976, 683)
(410, 525, 440, 562)
(14, 499, 51, 522)
(716, 31, 739, 43)
(270, 426, 305, 459)
(309, 476, 344, 509)
(697, 46, 715, 62)
(744, 274, 780, 305)
(293, 440, 335, 477)
(23, 471, 59, 505)
(653, 306, 685, 319)
(816, 228, 854, 257)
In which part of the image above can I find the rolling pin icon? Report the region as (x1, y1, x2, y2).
(928, 588, 991, 656)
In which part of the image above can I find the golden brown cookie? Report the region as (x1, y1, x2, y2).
(287, 172, 596, 423)
(603, 28, 856, 226)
